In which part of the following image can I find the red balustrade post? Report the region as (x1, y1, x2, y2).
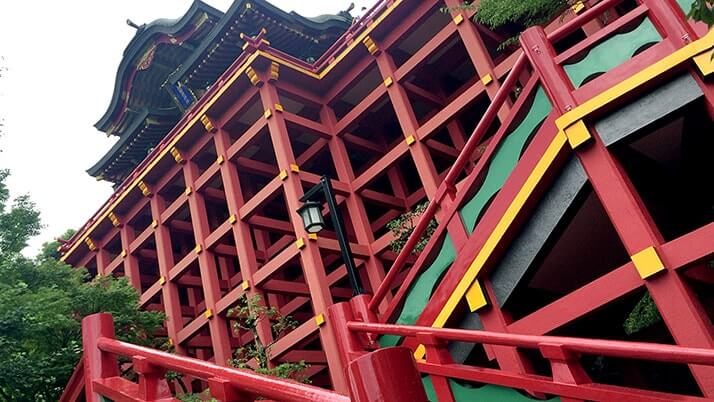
(208, 377, 251, 401)
(350, 294, 379, 348)
(327, 302, 364, 367)
(539, 343, 590, 402)
(133, 356, 174, 401)
(347, 347, 429, 402)
(416, 332, 455, 402)
(82, 313, 119, 402)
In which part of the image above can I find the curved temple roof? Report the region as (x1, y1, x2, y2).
(91, 0, 352, 184)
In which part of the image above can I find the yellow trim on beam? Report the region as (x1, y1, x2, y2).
(481, 74, 493, 86)
(228, 214, 237, 224)
(307, 233, 318, 240)
(631, 246, 666, 279)
(453, 14, 464, 26)
(194, 244, 203, 254)
(405, 134, 416, 146)
(264, 109, 273, 119)
(384, 76, 393, 87)
(556, 29, 714, 138)
(151, 219, 158, 229)
(216, 155, 225, 165)
(159, 276, 166, 285)
(241, 280, 250, 290)
(120, 249, 127, 258)
(138, 181, 152, 197)
(279, 169, 288, 180)
(185, 186, 193, 196)
(85, 237, 97, 251)
(571, 1, 585, 14)
(274, 103, 284, 113)
(289, 163, 300, 173)
(430, 131, 568, 332)
(204, 309, 213, 319)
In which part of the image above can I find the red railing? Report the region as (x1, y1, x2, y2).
(79, 313, 430, 402)
(343, 320, 714, 401)
(80, 313, 350, 402)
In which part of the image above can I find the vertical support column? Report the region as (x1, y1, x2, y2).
(213, 126, 274, 352)
(321, 106, 388, 298)
(82, 313, 119, 402)
(150, 195, 186, 354)
(258, 77, 348, 393)
(119, 224, 142, 291)
(183, 161, 232, 366)
(96, 249, 110, 277)
(521, 26, 714, 396)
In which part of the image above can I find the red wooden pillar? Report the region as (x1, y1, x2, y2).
(321, 106, 388, 299)
(150, 195, 187, 355)
(119, 223, 142, 290)
(183, 161, 233, 366)
(521, 26, 714, 396)
(82, 313, 119, 402)
(96, 249, 110, 277)
(257, 71, 348, 393)
(213, 126, 274, 352)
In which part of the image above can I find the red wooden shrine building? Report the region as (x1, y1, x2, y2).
(60, 0, 714, 400)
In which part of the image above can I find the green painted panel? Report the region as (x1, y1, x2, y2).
(380, 86, 551, 347)
(459, 86, 552, 234)
(379, 235, 456, 347)
(677, 0, 693, 13)
(422, 376, 561, 402)
(563, 18, 661, 88)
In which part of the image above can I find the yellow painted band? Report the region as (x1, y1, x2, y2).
(556, 28, 714, 135)
(430, 131, 568, 330)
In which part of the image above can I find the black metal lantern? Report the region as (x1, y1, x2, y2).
(297, 176, 364, 295)
(297, 200, 326, 234)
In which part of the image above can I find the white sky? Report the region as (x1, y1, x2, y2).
(0, 0, 374, 255)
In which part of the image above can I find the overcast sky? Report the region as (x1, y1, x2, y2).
(0, 0, 374, 255)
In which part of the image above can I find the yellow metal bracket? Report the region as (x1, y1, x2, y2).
(315, 313, 326, 327)
(362, 36, 379, 55)
(631, 246, 666, 279)
(200, 115, 216, 133)
(405, 134, 416, 146)
(296, 238, 306, 250)
(453, 14, 464, 26)
(481, 74, 493, 86)
(108, 212, 121, 227)
(694, 49, 714, 76)
(465, 280, 488, 312)
(241, 280, 250, 290)
(563, 120, 592, 149)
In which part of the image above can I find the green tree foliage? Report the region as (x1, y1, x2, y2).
(453, 0, 713, 48)
(227, 295, 309, 382)
(387, 202, 438, 254)
(0, 170, 164, 401)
